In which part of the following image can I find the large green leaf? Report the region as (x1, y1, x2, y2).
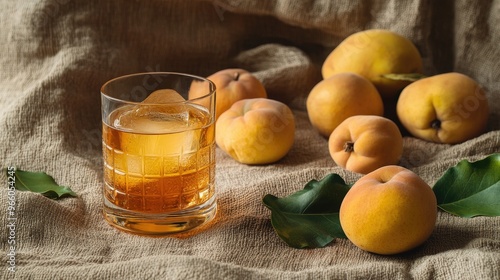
(5, 168, 77, 199)
(433, 153, 500, 217)
(263, 173, 351, 248)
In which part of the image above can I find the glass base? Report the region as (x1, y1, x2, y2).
(103, 196, 217, 236)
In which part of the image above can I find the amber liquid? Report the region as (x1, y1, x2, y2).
(102, 104, 215, 214)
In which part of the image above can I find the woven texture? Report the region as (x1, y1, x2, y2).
(1, 0, 499, 279)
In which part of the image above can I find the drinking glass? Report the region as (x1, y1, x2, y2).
(101, 72, 216, 235)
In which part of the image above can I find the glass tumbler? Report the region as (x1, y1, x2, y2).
(101, 72, 217, 235)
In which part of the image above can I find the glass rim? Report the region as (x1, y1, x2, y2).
(100, 71, 216, 105)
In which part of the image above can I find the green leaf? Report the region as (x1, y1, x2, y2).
(5, 168, 77, 199)
(433, 153, 500, 217)
(263, 173, 351, 248)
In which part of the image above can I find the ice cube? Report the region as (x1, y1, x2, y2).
(113, 89, 190, 134)
(114, 108, 201, 156)
(109, 90, 209, 157)
(115, 108, 191, 133)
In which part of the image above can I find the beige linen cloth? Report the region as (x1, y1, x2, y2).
(1, 0, 499, 279)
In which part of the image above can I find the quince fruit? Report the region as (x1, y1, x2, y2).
(190, 68, 267, 120)
(340, 165, 437, 255)
(216, 98, 295, 165)
(306, 72, 384, 137)
(328, 115, 403, 174)
(396, 72, 489, 144)
(322, 29, 423, 99)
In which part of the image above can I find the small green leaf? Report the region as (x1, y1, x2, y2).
(382, 73, 427, 82)
(433, 154, 500, 217)
(6, 168, 77, 199)
(263, 173, 351, 248)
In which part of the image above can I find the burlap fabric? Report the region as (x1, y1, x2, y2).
(1, 0, 499, 279)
